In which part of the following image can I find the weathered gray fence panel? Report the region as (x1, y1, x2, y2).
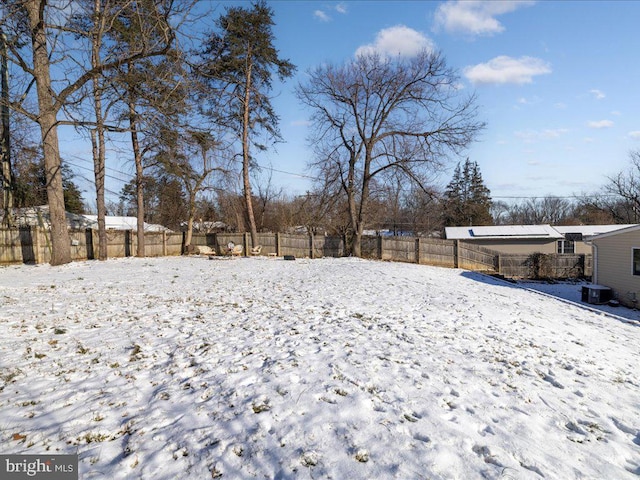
(498, 255, 529, 278)
(360, 236, 379, 259)
(419, 238, 456, 267)
(255, 233, 277, 256)
(280, 233, 310, 257)
(313, 235, 344, 258)
(69, 229, 91, 261)
(0, 228, 28, 264)
(458, 242, 498, 272)
(145, 232, 165, 257)
(382, 237, 417, 263)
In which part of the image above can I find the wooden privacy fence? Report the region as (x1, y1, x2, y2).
(198, 232, 345, 259)
(0, 227, 183, 264)
(0, 227, 592, 280)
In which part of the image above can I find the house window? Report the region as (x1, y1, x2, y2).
(557, 240, 575, 254)
(633, 248, 640, 276)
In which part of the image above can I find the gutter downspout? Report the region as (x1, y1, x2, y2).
(588, 240, 598, 284)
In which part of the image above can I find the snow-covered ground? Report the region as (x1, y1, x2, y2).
(519, 279, 640, 324)
(0, 256, 638, 479)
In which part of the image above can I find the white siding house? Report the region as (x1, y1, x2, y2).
(590, 225, 640, 308)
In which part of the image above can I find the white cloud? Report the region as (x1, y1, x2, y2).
(516, 95, 541, 106)
(314, 4, 347, 22)
(464, 56, 551, 85)
(628, 131, 640, 139)
(433, 0, 535, 36)
(313, 10, 331, 22)
(514, 128, 568, 143)
(356, 25, 435, 58)
(541, 128, 569, 139)
(590, 89, 605, 100)
(588, 120, 614, 129)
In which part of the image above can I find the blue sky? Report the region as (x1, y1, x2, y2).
(59, 0, 640, 206)
(237, 0, 640, 202)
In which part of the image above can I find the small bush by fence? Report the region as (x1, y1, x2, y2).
(0, 227, 592, 280)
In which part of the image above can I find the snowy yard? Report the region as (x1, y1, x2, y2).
(0, 256, 638, 479)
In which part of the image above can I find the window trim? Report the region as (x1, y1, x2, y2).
(632, 248, 640, 276)
(557, 239, 575, 254)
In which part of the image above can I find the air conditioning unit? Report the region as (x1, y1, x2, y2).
(581, 285, 613, 304)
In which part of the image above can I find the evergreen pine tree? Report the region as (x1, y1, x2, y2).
(443, 158, 493, 226)
(469, 161, 493, 225)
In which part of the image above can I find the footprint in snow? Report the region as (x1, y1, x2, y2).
(535, 369, 564, 389)
(565, 419, 608, 443)
(472, 444, 502, 467)
(611, 417, 640, 446)
(403, 411, 421, 422)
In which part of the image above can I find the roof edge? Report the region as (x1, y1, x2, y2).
(589, 224, 640, 241)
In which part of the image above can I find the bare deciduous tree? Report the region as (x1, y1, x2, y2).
(600, 150, 640, 223)
(504, 197, 578, 225)
(156, 128, 225, 249)
(296, 50, 484, 256)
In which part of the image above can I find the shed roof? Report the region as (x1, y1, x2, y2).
(11, 206, 95, 229)
(445, 224, 563, 240)
(83, 215, 171, 232)
(554, 224, 638, 238)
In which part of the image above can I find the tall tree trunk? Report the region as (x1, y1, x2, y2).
(91, 0, 107, 260)
(352, 145, 373, 258)
(243, 57, 258, 247)
(89, 129, 107, 260)
(184, 193, 195, 249)
(128, 87, 145, 257)
(1, 31, 13, 227)
(347, 188, 359, 257)
(346, 143, 359, 257)
(26, 0, 71, 265)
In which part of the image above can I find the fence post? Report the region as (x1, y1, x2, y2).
(453, 240, 459, 268)
(377, 235, 383, 260)
(275, 232, 281, 257)
(415, 237, 420, 264)
(35, 226, 44, 264)
(124, 230, 131, 257)
(85, 228, 94, 260)
(162, 231, 167, 257)
(309, 232, 314, 259)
